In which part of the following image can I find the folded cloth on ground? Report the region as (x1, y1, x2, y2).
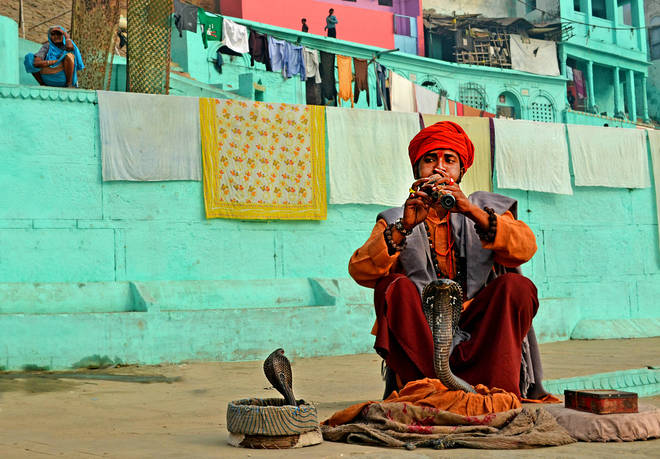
(98, 91, 201, 181)
(494, 119, 573, 195)
(326, 107, 418, 206)
(543, 403, 660, 442)
(567, 124, 650, 188)
(322, 399, 575, 449)
(325, 378, 522, 427)
(421, 115, 493, 196)
(199, 98, 326, 220)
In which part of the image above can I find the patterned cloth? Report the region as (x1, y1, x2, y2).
(199, 99, 327, 220)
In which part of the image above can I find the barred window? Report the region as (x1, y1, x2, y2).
(530, 96, 555, 122)
(459, 83, 487, 110)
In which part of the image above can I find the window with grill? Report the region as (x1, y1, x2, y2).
(530, 96, 555, 122)
(459, 83, 487, 110)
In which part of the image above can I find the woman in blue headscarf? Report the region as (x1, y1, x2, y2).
(24, 26, 84, 88)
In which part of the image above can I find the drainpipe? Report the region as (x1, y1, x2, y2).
(586, 60, 595, 112)
(626, 69, 637, 121)
(613, 66, 622, 116)
(641, 74, 649, 122)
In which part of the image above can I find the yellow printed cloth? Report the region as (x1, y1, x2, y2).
(422, 115, 493, 196)
(200, 98, 327, 220)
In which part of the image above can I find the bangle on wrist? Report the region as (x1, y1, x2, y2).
(393, 218, 412, 236)
(384, 222, 406, 254)
(475, 207, 497, 242)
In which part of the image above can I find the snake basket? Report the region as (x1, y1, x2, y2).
(226, 398, 322, 449)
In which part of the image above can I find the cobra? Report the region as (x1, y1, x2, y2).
(421, 279, 476, 393)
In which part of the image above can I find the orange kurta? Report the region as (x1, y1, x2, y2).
(348, 208, 537, 334)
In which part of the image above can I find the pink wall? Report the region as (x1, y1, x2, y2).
(224, 0, 397, 50)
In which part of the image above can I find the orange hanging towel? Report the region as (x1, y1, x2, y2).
(336, 55, 354, 108)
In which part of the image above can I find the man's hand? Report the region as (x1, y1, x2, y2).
(401, 178, 434, 231)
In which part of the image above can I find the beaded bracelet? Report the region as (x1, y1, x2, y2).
(475, 207, 497, 242)
(384, 223, 407, 253)
(393, 218, 412, 237)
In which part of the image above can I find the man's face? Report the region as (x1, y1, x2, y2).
(50, 30, 63, 44)
(417, 149, 462, 182)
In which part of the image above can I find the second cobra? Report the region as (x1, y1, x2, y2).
(421, 279, 476, 393)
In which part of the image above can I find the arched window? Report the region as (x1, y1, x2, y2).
(530, 95, 555, 122)
(650, 17, 660, 61)
(459, 83, 487, 110)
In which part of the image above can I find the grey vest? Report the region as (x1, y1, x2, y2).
(377, 191, 519, 299)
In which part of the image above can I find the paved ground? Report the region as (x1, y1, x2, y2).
(0, 338, 659, 458)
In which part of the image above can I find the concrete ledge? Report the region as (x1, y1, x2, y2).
(0, 278, 375, 369)
(544, 367, 660, 397)
(0, 84, 96, 103)
(571, 319, 660, 340)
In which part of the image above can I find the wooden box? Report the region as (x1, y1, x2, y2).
(564, 389, 638, 415)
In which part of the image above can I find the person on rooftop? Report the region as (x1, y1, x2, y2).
(348, 121, 551, 402)
(325, 9, 338, 38)
(24, 26, 84, 88)
(301, 18, 309, 33)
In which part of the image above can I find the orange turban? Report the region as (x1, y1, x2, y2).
(408, 121, 474, 171)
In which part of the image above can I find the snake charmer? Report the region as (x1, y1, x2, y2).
(348, 121, 550, 401)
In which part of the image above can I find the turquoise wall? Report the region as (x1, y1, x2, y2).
(0, 84, 658, 370)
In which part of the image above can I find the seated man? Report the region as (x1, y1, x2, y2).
(24, 26, 84, 88)
(349, 121, 548, 401)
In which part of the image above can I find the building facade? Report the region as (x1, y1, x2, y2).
(645, 0, 660, 121)
(557, 0, 650, 122)
(220, 0, 424, 55)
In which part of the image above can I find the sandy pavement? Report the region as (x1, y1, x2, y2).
(0, 338, 659, 458)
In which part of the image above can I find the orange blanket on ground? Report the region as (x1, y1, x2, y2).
(325, 378, 522, 427)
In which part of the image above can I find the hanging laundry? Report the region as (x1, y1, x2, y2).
(447, 99, 464, 116)
(567, 125, 650, 188)
(462, 104, 495, 118)
(248, 31, 271, 71)
(199, 99, 327, 220)
(353, 58, 369, 106)
(494, 119, 572, 195)
(319, 51, 337, 105)
(286, 44, 306, 81)
(303, 47, 322, 105)
(303, 47, 321, 84)
(509, 34, 560, 77)
(375, 63, 390, 109)
(649, 130, 660, 251)
(198, 10, 222, 49)
(327, 107, 419, 206)
(336, 55, 354, 108)
(173, 0, 198, 37)
(221, 18, 249, 54)
(390, 72, 415, 112)
(566, 66, 574, 81)
(267, 36, 289, 73)
(413, 83, 439, 114)
(439, 95, 447, 114)
(573, 69, 586, 99)
(98, 91, 201, 181)
(421, 115, 492, 195)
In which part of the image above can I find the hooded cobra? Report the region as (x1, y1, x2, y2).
(422, 279, 476, 393)
(263, 348, 298, 406)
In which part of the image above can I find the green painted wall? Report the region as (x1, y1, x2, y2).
(1, 14, 658, 370)
(0, 84, 658, 370)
